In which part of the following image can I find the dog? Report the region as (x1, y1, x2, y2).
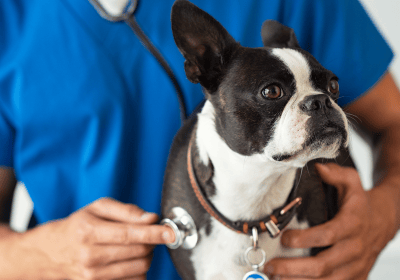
(162, 1, 354, 279)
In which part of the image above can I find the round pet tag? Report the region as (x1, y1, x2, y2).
(243, 270, 269, 280)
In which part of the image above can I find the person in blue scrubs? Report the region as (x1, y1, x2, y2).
(0, 0, 399, 279)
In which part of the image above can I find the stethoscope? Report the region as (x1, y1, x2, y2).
(89, 0, 198, 249)
(90, 0, 188, 124)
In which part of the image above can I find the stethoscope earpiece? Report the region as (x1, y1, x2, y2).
(89, 0, 138, 22)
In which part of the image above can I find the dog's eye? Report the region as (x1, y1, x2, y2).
(261, 85, 283, 99)
(327, 79, 339, 95)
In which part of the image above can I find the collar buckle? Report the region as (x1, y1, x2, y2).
(265, 219, 281, 238)
(265, 197, 302, 238)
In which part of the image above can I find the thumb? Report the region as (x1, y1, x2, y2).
(314, 162, 344, 185)
(315, 162, 362, 201)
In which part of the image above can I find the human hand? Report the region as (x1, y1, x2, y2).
(264, 163, 397, 280)
(18, 198, 175, 280)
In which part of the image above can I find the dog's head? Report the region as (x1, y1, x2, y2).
(172, 0, 349, 166)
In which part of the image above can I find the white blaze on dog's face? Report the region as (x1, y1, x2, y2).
(270, 49, 312, 153)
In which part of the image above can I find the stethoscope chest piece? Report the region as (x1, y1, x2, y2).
(161, 207, 198, 250)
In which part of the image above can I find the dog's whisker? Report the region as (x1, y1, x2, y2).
(345, 112, 362, 124)
(342, 153, 351, 165)
(295, 167, 304, 191)
(333, 157, 339, 164)
(305, 163, 311, 177)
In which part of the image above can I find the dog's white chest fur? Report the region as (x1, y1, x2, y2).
(191, 217, 309, 280)
(192, 101, 311, 279)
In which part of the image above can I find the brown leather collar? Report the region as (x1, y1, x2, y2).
(187, 137, 302, 237)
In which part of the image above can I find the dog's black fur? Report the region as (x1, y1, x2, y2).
(162, 1, 355, 279)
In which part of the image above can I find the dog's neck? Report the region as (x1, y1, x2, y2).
(195, 101, 299, 222)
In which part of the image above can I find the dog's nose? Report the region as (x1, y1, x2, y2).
(299, 94, 333, 114)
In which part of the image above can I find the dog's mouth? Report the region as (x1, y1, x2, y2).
(305, 121, 347, 147)
(272, 121, 347, 162)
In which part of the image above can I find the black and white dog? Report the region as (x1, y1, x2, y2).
(162, 1, 353, 279)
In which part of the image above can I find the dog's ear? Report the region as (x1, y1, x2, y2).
(261, 20, 300, 48)
(171, 0, 238, 92)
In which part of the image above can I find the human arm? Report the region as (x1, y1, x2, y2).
(0, 167, 17, 237)
(0, 177, 175, 280)
(264, 72, 400, 280)
(346, 72, 400, 234)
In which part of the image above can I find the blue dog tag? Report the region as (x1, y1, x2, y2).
(243, 270, 269, 280)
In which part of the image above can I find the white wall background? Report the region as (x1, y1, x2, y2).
(361, 0, 400, 79)
(9, 0, 400, 278)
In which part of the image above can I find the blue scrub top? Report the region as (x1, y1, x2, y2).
(0, 0, 393, 279)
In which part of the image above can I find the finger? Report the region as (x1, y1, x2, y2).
(281, 208, 360, 248)
(276, 276, 331, 280)
(315, 163, 362, 199)
(90, 221, 175, 245)
(116, 277, 146, 280)
(272, 254, 369, 280)
(79, 244, 154, 267)
(86, 256, 152, 280)
(86, 198, 159, 225)
(276, 277, 329, 280)
(266, 239, 364, 279)
(266, 256, 326, 279)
